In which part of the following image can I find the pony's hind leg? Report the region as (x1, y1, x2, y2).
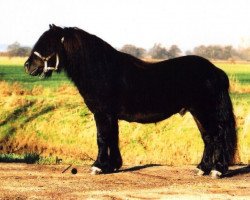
(192, 109, 229, 178)
(210, 96, 236, 178)
(192, 115, 214, 176)
(191, 93, 236, 178)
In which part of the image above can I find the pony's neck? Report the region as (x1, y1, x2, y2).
(62, 28, 118, 93)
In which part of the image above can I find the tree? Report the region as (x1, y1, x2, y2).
(148, 43, 169, 59)
(120, 44, 146, 58)
(7, 42, 21, 57)
(7, 42, 31, 57)
(193, 45, 207, 58)
(185, 50, 193, 55)
(223, 46, 233, 60)
(238, 48, 250, 60)
(168, 45, 182, 59)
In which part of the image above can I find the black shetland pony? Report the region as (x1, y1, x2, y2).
(25, 25, 236, 178)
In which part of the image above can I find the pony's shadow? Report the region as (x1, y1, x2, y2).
(222, 165, 250, 178)
(119, 164, 161, 173)
(118, 164, 250, 177)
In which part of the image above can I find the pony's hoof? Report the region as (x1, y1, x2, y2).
(91, 166, 102, 175)
(210, 170, 222, 179)
(195, 168, 205, 176)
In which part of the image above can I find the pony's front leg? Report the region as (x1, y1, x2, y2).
(91, 113, 122, 174)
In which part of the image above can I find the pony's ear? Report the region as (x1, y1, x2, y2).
(49, 24, 55, 29)
(49, 24, 61, 30)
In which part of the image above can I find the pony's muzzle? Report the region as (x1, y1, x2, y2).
(24, 61, 30, 74)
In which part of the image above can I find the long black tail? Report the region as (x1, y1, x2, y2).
(216, 71, 237, 164)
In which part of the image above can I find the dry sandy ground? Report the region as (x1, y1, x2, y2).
(0, 163, 250, 200)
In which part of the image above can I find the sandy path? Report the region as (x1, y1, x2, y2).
(0, 163, 250, 199)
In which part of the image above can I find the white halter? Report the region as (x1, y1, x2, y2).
(33, 51, 59, 73)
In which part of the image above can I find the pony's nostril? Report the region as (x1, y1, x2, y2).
(24, 61, 29, 67)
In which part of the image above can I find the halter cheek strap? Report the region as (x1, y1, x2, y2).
(34, 51, 59, 73)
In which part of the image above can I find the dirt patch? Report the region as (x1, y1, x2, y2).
(0, 164, 250, 199)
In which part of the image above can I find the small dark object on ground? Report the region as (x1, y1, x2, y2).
(71, 168, 77, 174)
(56, 156, 62, 164)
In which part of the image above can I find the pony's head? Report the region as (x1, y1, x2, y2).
(25, 24, 65, 78)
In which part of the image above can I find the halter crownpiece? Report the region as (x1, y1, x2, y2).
(33, 51, 59, 73)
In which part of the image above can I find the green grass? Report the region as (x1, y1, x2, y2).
(0, 65, 71, 89)
(215, 62, 250, 85)
(1, 57, 250, 165)
(0, 56, 71, 88)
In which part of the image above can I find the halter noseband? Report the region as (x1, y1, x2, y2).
(34, 51, 59, 73)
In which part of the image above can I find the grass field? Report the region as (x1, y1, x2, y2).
(0, 59, 70, 89)
(0, 56, 250, 165)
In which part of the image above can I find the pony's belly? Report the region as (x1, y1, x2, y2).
(118, 112, 174, 124)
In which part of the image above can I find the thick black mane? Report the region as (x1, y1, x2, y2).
(63, 27, 118, 66)
(60, 27, 153, 110)
(25, 25, 237, 177)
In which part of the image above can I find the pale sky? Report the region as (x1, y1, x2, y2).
(1, 0, 250, 51)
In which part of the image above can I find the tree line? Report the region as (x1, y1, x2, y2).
(121, 44, 250, 61)
(1, 41, 250, 61)
(120, 44, 182, 60)
(187, 45, 250, 61)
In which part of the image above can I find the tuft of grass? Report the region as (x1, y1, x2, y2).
(24, 153, 40, 164)
(0, 153, 24, 163)
(0, 153, 40, 164)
